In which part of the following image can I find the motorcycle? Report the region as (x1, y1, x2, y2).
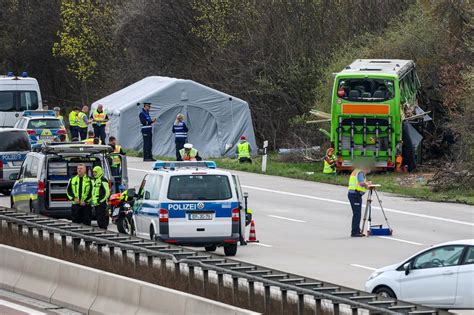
(109, 188, 136, 235)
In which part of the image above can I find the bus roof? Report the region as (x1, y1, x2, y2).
(339, 59, 415, 77)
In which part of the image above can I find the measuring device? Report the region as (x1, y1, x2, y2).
(361, 184, 393, 236)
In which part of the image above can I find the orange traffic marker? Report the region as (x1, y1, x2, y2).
(247, 219, 259, 243)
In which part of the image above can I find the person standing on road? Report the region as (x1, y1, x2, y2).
(139, 102, 157, 161)
(68, 106, 80, 140)
(236, 136, 252, 163)
(172, 114, 188, 161)
(92, 166, 110, 229)
(77, 105, 90, 141)
(347, 167, 371, 237)
(109, 136, 125, 176)
(53, 107, 64, 125)
(90, 104, 108, 144)
(67, 164, 93, 225)
(323, 147, 337, 175)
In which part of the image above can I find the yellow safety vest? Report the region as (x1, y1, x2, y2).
(77, 112, 87, 128)
(180, 148, 197, 160)
(92, 110, 106, 125)
(69, 111, 78, 127)
(67, 175, 93, 204)
(323, 154, 336, 174)
(112, 145, 122, 166)
(237, 142, 251, 159)
(84, 138, 95, 144)
(348, 169, 367, 193)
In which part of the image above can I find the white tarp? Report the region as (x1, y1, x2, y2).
(91, 76, 256, 158)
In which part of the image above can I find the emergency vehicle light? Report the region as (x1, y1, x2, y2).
(23, 110, 56, 117)
(21, 72, 28, 78)
(7, 72, 14, 77)
(153, 161, 217, 170)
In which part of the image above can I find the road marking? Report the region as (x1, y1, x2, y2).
(248, 242, 273, 247)
(378, 236, 424, 246)
(127, 168, 473, 227)
(268, 215, 306, 223)
(350, 264, 377, 271)
(241, 185, 474, 227)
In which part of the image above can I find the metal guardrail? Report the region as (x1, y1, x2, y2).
(0, 207, 450, 315)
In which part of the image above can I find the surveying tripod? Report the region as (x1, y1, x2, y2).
(361, 185, 393, 236)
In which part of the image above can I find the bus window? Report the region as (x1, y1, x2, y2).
(337, 79, 394, 102)
(0, 91, 15, 111)
(19, 91, 39, 110)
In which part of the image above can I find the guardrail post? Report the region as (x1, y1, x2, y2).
(18, 223, 22, 236)
(97, 243, 104, 256)
(281, 289, 288, 314)
(217, 272, 224, 300)
(174, 262, 180, 280)
(28, 226, 33, 237)
(147, 255, 153, 268)
(298, 293, 305, 315)
(351, 306, 358, 315)
(109, 246, 115, 258)
(333, 302, 340, 315)
(7, 221, 12, 232)
(203, 268, 209, 297)
(38, 229, 43, 240)
(264, 284, 271, 312)
(134, 252, 140, 268)
(49, 232, 54, 248)
(72, 238, 80, 252)
(160, 258, 167, 278)
(121, 249, 127, 263)
(248, 280, 255, 309)
(188, 265, 195, 292)
(314, 297, 322, 314)
(61, 234, 67, 249)
(233, 277, 239, 305)
(85, 240, 92, 251)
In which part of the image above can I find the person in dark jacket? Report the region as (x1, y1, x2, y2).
(92, 166, 110, 229)
(172, 113, 188, 160)
(139, 102, 157, 161)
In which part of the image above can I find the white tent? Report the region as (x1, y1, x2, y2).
(91, 76, 256, 158)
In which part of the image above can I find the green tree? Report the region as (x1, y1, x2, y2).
(53, 0, 115, 102)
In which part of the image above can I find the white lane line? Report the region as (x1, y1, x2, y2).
(128, 168, 473, 227)
(268, 215, 306, 223)
(350, 264, 377, 271)
(248, 242, 273, 247)
(378, 236, 424, 246)
(241, 185, 474, 227)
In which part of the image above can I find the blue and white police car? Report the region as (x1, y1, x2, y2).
(133, 161, 248, 256)
(14, 110, 68, 145)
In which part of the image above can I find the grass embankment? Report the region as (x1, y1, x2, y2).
(126, 150, 473, 205)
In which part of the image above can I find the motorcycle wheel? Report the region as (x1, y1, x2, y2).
(117, 215, 134, 235)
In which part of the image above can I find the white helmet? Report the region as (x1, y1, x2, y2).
(184, 143, 193, 149)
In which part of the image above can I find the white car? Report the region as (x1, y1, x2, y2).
(365, 239, 474, 309)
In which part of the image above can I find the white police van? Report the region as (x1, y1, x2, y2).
(133, 161, 248, 256)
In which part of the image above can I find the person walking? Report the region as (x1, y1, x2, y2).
(53, 107, 64, 125)
(91, 166, 110, 229)
(172, 114, 188, 161)
(236, 136, 252, 163)
(91, 104, 108, 144)
(323, 147, 337, 175)
(347, 166, 371, 237)
(139, 102, 157, 161)
(77, 105, 90, 141)
(179, 143, 202, 161)
(66, 164, 93, 225)
(68, 106, 80, 140)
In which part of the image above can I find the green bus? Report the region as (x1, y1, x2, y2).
(330, 59, 423, 171)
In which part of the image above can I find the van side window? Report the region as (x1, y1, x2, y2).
(143, 175, 159, 200)
(30, 157, 39, 178)
(138, 175, 148, 199)
(19, 156, 29, 179)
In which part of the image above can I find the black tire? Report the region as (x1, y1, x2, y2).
(402, 122, 416, 172)
(0, 189, 11, 196)
(373, 286, 396, 299)
(205, 245, 217, 252)
(29, 200, 34, 214)
(117, 216, 134, 235)
(10, 196, 14, 208)
(223, 244, 237, 256)
(150, 225, 155, 241)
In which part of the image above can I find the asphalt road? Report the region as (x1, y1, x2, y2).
(1, 156, 473, 295)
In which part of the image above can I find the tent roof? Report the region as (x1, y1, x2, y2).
(93, 76, 247, 112)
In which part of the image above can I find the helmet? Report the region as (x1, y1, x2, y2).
(184, 143, 193, 149)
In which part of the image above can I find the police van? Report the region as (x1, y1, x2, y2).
(133, 161, 248, 256)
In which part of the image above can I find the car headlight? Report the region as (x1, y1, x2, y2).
(368, 270, 384, 281)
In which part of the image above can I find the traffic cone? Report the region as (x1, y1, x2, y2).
(247, 219, 259, 243)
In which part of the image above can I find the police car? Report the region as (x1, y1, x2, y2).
(14, 110, 67, 145)
(11, 144, 127, 218)
(133, 161, 248, 256)
(0, 128, 31, 195)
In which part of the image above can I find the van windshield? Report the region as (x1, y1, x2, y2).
(0, 131, 31, 151)
(168, 175, 232, 200)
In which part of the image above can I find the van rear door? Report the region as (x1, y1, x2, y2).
(166, 174, 235, 238)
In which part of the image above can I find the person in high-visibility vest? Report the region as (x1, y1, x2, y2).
(90, 104, 109, 145)
(84, 130, 100, 144)
(77, 105, 90, 141)
(68, 106, 80, 140)
(179, 143, 202, 161)
(236, 136, 252, 163)
(91, 165, 110, 229)
(66, 164, 93, 225)
(109, 136, 125, 177)
(323, 147, 336, 174)
(347, 167, 371, 237)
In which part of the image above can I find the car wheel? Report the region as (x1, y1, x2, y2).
(374, 286, 396, 299)
(150, 225, 155, 241)
(1, 189, 11, 196)
(10, 196, 14, 208)
(205, 245, 217, 252)
(223, 244, 237, 256)
(29, 200, 34, 214)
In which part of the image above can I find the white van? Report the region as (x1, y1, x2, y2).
(133, 161, 248, 256)
(0, 72, 43, 127)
